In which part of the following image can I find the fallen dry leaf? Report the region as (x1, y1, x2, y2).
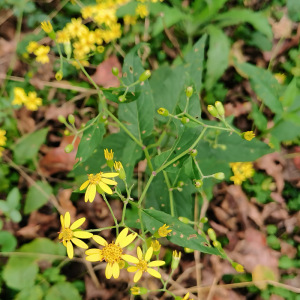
(45, 102, 75, 121)
(57, 188, 76, 219)
(39, 135, 80, 176)
(252, 265, 277, 290)
(91, 55, 121, 88)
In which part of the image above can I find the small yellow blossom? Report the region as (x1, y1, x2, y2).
(56, 30, 70, 43)
(58, 212, 93, 259)
(243, 131, 255, 141)
(41, 20, 53, 33)
(34, 46, 50, 64)
(151, 240, 161, 252)
(0, 130, 7, 146)
(24, 91, 42, 111)
(230, 162, 254, 185)
(85, 228, 137, 279)
(12, 87, 27, 105)
(171, 250, 181, 269)
(135, 4, 149, 18)
(274, 73, 286, 84)
(127, 247, 165, 282)
(65, 18, 87, 38)
(114, 161, 126, 180)
(158, 224, 172, 237)
(235, 264, 245, 273)
(80, 172, 118, 202)
(104, 149, 114, 161)
(123, 15, 137, 25)
(27, 41, 40, 53)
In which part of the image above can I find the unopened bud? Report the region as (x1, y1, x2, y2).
(64, 129, 70, 136)
(68, 114, 75, 125)
(231, 262, 245, 273)
(58, 115, 66, 123)
(139, 70, 151, 81)
(215, 101, 225, 117)
(171, 250, 181, 269)
(213, 241, 222, 248)
(178, 216, 190, 224)
(55, 70, 63, 81)
(151, 240, 161, 253)
(112, 67, 119, 76)
(200, 217, 208, 223)
(185, 86, 193, 98)
(213, 172, 225, 180)
(64, 144, 74, 153)
(64, 41, 72, 59)
(118, 95, 126, 102)
(157, 108, 169, 116)
(181, 117, 190, 124)
(184, 247, 194, 253)
(190, 149, 198, 157)
(130, 287, 148, 295)
(207, 228, 217, 242)
(177, 181, 184, 187)
(194, 179, 203, 188)
(207, 105, 219, 117)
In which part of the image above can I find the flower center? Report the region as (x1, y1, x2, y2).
(61, 228, 73, 241)
(136, 260, 148, 272)
(88, 173, 102, 184)
(102, 242, 123, 264)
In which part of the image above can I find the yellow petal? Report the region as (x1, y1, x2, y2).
(73, 231, 93, 239)
(112, 262, 120, 279)
(105, 263, 113, 279)
(80, 180, 89, 191)
(134, 270, 143, 283)
(85, 254, 101, 262)
(137, 247, 143, 260)
(101, 178, 117, 185)
(116, 228, 128, 246)
(85, 248, 101, 255)
(87, 184, 96, 202)
(148, 260, 165, 267)
(70, 217, 86, 230)
(71, 238, 88, 249)
(63, 240, 67, 247)
(67, 241, 73, 259)
(121, 254, 139, 264)
(58, 232, 63, 239)
(64, 212, 70, 228)
(145, 247, 153, 262)
(60, 215, 64, 229)
(101, 172, 119, 178)
(147, 268, 161, 278)
(93, 235, 108, 246)
(127, 266, 138, 272)
(99, 181, 113, 194)
(120, 232, 137, 248)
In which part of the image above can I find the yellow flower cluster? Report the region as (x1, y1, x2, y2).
(243, 131, 255, 141)
(230, 162, 254, 185)
(26, 41, 50, 64)
(0, 129, 7, 157)
(12, 87, 42, 111)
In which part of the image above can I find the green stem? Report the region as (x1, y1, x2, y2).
(86, 226, 116, 232)
(192, 156, 204, 178)
(137, 174, 154, 205)
(102, 194, 119, 235)
(163, 170, 174, 217)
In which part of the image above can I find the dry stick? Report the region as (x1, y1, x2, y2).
(206, 277, 218, 300)
(172, 280, 300, 294)
(3, 154, 62, 214)
(0, 9, 13, 27)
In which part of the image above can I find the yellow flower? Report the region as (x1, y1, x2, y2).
(274, 73, 286, 84)
(135, 4, 148, 18)
(65, 18, 86, 38)
(158, 224, 172, 237)
(104, 148, 114, 160)
(235, 264, 245, 273)
(24, 91, 42, 111)
(85, 228, 137, 279)
(80, 172, 118, 202)
(230, 162, 254, 185)
(41, 20, 53, 33)
(127, 247, 165, 282)
(151, 240, 161, 252)
(243, 131, 255, 141)
(27, 41, 39, 53)
(123, 15, 137, 25)
(56, 30, 70, 43)
(58, 212, 93, 259)
(114, 161, 126, 180)
(182, 292, 193, 300)
(34, 45, 50, 64)
(131, 287, 140, 295)
(12, 87, 27, 105)
(0, 130, 7, 146)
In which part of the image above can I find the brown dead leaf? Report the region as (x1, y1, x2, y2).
(292, 146, 300, 170)
(261, 202, 289, 222)
(0, 37, 16, 77)
(39, 135, 80, 176)
(58, 189, 76, 219)
(91, 55, 121, 88)
(45, 102, 75, 121)
(15, 107, 36, 134)
(271, 15, 293, 39)
(256, 153, 285, 195)
(224, 102, 252, 117)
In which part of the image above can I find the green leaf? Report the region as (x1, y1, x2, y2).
(215, 9, 273, 39)
(7, 187, 21, 210)
(205, 26, 230, 90)
(76, 121, 105, 163)
(270, 120, 300, 142)
(24, 181, 53, 214)
(282, 77, 300, 108)
(0, 231, 17, 252)
(250, 103, 268, 131)
(13, 128, 49, 164)
(45, 282, 81, 300)
(15, 286, 44, 300)
(237, 63, 282, 114)
(142, 209, 221, 255)
(288, 0, 300, 21)
(9, 210, 22, 223)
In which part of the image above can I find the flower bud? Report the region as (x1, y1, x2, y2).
(64, 144, 74, 153)
(213, 240, 222, 249)
(139, 70, 151, 81)
(207, 105, 219, 117)
(184, 247, 194, 253)
(190, 149, 197, 157)
(151, 240, 161, 254)
(171, 250, 181, 270)
(207, 228, 217, 242)
(157, 108, 169, 116)
(114, 161, 126, 180)
(215, 101, 225, 117)
(231, 262, 245, 273)
(55, 70, 63, 81)
(181, 117, 190, 124)
(194, 179, 203, 188)
(112, 67, 119, 76)
(97, 46, 104, 53)
(130, 287, 148, 295)
(200, 217, 208, 223)
(64, 41, 72, 60)
(118, 95, 126, 102)
(64, 129, 70, 136)
(99, 115, 108, 123)
(213, 172, 225, 180)
(185, 86, 193, 98)
(177, 181, 184, 187)
(68, 114, 75, 125)
(178, 216, 190, 224)
(58, 115, 66, 123)
(243, 131, 255, 141)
